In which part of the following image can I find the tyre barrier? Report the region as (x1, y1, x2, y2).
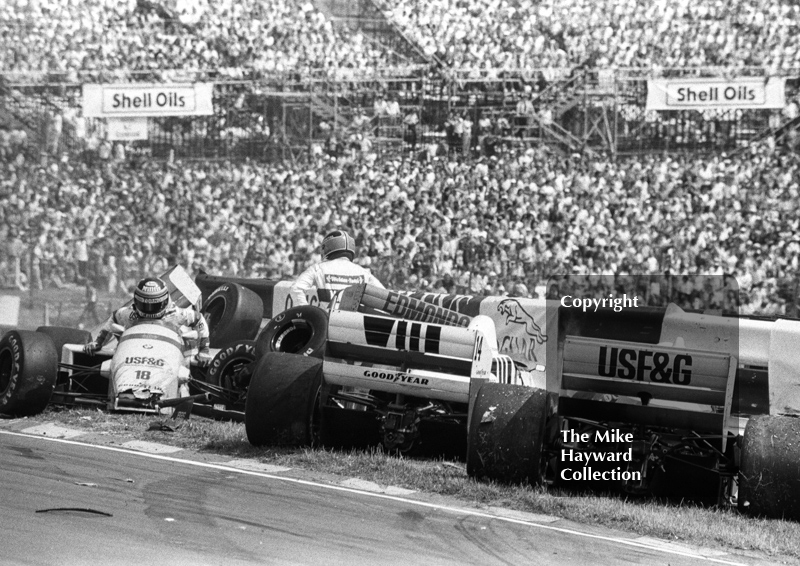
(201, 283, 264, 348)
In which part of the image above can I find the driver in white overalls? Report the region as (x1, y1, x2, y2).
(83, 276, 211, 368)
(289, 229, 385, 307)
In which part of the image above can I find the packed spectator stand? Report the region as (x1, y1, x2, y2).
(0, 0, 395, 75)
(388, 0, 800, 71)
(1, 142, 795, 316)
(4, 0, 800, 73)
(1, 0, 799, 318)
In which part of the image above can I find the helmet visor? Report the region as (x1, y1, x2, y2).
(135, 297, 169, 317)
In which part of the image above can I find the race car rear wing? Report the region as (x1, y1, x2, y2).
(322, 310, 493, 404)
(559, 336, 736, 450)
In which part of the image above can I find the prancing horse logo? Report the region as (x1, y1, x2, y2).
(497, 299, 547, 344)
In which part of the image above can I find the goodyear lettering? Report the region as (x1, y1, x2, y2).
(123, 356, 165, 367)
(598, 346, 692, 384)
(10, 334, 21, 363)
(210, 342, 255, 373)
(207, 342, 256, 379)
(382, 291, 470, 326)
(363, 370, 429, 386)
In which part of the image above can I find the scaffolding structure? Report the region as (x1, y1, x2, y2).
(1, 67, 797, 162)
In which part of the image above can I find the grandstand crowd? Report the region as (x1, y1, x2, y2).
(0, 0, 392, 76)
(0, 142, 796, 316)
(390, 0, 800, 70)
(2, 0, 798, 318)
(3, 0, 800, 74)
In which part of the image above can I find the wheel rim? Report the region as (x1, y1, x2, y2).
(219, 357, 253, 391)
(272, 320, 313, 354)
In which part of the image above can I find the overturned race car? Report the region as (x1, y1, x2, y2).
(192, 272, 800, 523)
(5, 267, 799, 523)
(244, 285, 537, 456)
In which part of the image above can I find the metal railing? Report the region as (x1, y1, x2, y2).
(1, 67, 798, 161)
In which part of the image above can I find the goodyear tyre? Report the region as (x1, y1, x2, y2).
(739, 415, 800, 521)
(35, 326, 92, 360)
(0, 330, 58, 417)
(254, 306, 328, 360)
(195, 270, 273, 318)
(467, 383, 547, 485)
(245, 352, 322, 446)
(202, 283, 264, 347)
(206, 340, 256, 391)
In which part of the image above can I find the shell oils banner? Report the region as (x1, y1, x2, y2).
(82, 83, 214, 118)
(646, 77, 786, 111)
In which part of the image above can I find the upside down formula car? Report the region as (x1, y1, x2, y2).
(192, 271, 800, 523)
(4, 268, 799, 522)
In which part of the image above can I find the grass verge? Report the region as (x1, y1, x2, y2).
(13, 405, 800, 564)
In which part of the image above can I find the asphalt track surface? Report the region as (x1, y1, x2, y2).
(1, 430, 757, 566)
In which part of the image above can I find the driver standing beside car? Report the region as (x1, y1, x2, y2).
(290, 229, 385, 307)
(83, 277, 212, 367)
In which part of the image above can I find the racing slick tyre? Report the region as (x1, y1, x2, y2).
(245, 352, 323, 447)
(206, 340, 257, 391)
(0, 330, 59, 417)
(202, 283, 264, 348)
(254, 306, 328, 360)
(738, 415, 800, 521)
(466, 383, 547, 486)
(35, 326, 92, 359)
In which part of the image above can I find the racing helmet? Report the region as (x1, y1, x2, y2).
(133, 277, 170, 319)
(321, 229, 356, 261)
